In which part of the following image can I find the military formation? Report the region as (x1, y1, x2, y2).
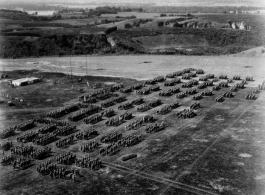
(175, 109, 196, 119)
(80, 140, 98, 153)
(1, 67, 261, 184)
(156, 102, 180, 115)
(125, 115, 155, 130)
(0, 140, 13, 151)
(145, 122, 165, 133)
(159, 86, 180, 96)
(105, 112, 132, 126)
(75, 156, 101, 170)
(83, 114, 102, 124)
(75, 128, 98, 140)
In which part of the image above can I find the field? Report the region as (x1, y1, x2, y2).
(194, 14, 265, 33)
(0, 55, 265, 195)
(1, 55, 265, 82)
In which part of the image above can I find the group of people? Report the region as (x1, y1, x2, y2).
(144, 122, 166, 134)
(0, 154, 14, 165)
(55, 135, 75, 148)
(13, 156, 31, 170)
(36, 161, 76, 181)
(56, 152, 76, 165)
(80, 140, 98, 153)
(0, 127, 16, 139)
(156, 102, 179, 115)
(11, 145, 34, 157)
(16, 119, 36, 131)
(68, 105, 102, 122)
(17, 131, 39, 143)
(75, 128, 98, 140)
(46, 103, 79, 118)
(83, 114, 102, 124)
(105, 112, 132, 126)
(164, 78, 181, 86)
(35, 117, 70, 126)
(75, 156, 101, 170)
(175, 109, 196, 119)
(100, 132, 122, 143)
(53, 125, 76, 136)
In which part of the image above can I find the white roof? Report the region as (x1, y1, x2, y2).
(12, 77, 39, 83)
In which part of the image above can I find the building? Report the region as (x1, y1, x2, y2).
(12, 77, 40, 86)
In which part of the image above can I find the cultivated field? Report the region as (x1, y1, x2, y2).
(0, 55, 265, 195)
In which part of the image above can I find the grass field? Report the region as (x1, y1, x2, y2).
(0, 55, 265, 195)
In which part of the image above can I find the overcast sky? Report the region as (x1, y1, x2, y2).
(1, 0, 265, 7)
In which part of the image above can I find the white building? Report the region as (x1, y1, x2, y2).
(12, 77, 40, 86)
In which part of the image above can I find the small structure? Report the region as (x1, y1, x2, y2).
(11, 77, 40, 86)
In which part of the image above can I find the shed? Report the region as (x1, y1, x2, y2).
(12, 77, 40, 86)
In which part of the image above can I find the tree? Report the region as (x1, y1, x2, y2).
(173, 22, 182, 28)
(124, 23, 132, 28)
(157, 21, 164, 27)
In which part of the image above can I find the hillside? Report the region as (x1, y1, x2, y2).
(231, 45, 265, 57)
(1, 27, 265, 58)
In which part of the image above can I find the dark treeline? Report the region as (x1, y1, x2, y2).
(0, 9, 62, 21)
(142, 6, 263, 13)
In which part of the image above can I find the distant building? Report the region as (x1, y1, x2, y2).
(12, 77, 40, 86)
(242, 10, 260, 14)
(229, 11, 235, 14)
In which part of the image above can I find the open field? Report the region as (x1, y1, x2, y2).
(1, 55, 264, 84)
(0, 55, 265, 195)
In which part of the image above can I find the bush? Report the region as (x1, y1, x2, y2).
(157, 21, 164, 27)
(124, 23, 132, 28)
(160, 14, 167, 17)
(173, 22, 182, 28)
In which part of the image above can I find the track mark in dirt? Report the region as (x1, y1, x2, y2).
(175, 92, 264, 180)
(103, 161, 218, 195)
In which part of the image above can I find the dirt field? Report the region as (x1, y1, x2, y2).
(0, 55, 265, 195)
(1, 55, 264, 84)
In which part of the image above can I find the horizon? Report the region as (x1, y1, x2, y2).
(1, 0, 265, 7)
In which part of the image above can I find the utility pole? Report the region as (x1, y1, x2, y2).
(86, 54, 88, 76)
(70, 53, 73, 79)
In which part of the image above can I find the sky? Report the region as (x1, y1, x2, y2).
(1, 0, 265, 7)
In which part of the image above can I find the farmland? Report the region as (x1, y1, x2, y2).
(2, 7, 265, 58)
(0, 55, 265, 195)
